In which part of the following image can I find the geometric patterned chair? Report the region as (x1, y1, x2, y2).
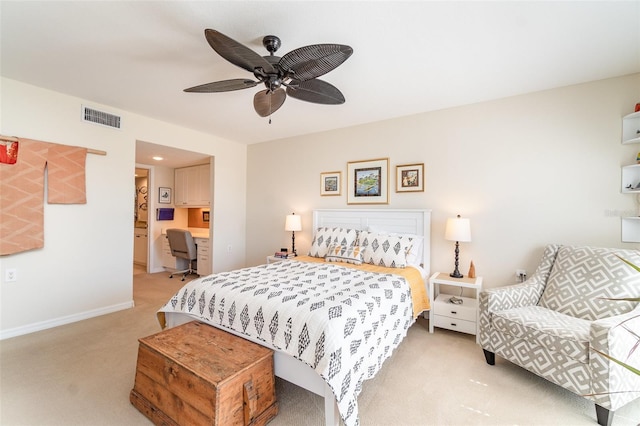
(479, 245, 640, 426)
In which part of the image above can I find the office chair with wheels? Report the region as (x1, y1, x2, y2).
(166, 229, 198, 281)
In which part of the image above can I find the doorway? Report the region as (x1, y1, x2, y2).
(134, 140, 214, 277)
(133, 167, 150, 275)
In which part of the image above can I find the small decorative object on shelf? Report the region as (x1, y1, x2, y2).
(635, 102, 640, 113)
(468, 260, 476, 278)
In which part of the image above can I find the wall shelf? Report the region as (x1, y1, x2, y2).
(622, 111, 640, 144)
(622, 217, 640, 243)
(621, 164, 640, 193)
(621, 111, 640, 242)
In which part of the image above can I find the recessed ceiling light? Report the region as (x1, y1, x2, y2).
(152, 156, 164, 161)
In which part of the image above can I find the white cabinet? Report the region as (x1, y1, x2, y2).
(174, 164, 211, 207)
(133, 228, 147, 266)
(161, 235, 178, 269)
(195, 237, 211, 276)
(432, 294, 478, 335)
(428, 272, 483, 342)
(162, 233, 211, 275)
(621, 111, 640, 242)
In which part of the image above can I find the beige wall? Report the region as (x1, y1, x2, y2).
(0, 78, 247, 338)
(2, 73, 638, 337)
(246, 73, 640, 288)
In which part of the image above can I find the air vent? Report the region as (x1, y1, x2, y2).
(81, 105, 121, 129)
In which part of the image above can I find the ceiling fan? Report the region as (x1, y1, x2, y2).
(184, 29, 353, 120)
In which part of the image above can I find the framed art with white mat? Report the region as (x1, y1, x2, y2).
(396, 163, 424, 192)
(320, 171, 341, 196)
(347, 158, 389, 204)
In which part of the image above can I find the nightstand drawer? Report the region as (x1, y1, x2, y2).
(433, 294, 477, 322)
(433, 315, 477, 334)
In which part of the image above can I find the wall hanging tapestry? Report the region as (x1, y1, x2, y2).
(0, 136, 106, 256)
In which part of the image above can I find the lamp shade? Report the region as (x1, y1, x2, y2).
(285, 214, 302, 232)
(445, 216, 471, 242)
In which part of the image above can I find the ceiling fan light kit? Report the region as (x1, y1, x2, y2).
(184, 29, 353, 120)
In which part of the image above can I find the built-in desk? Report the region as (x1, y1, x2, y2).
(161, 229, 211, 276)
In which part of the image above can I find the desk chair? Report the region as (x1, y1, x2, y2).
(166, 229, 198, 281)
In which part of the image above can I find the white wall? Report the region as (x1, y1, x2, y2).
(246, 73, 640, 289)
(0, 78, 247, 338)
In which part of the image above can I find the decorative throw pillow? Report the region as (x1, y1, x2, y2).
(308, 227, 359, 258)
(325, 243, 363, 265)
(333, 227, 359, 248)
(401, 234, 423, 266)
(359, 231, 413, 268)
(308, 227, 334, 258)
(365, 226, 423, 266)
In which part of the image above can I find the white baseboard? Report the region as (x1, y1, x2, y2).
(0, 301, 135, 340)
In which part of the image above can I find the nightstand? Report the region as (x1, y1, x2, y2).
(428, 272, 483, 341)
(266, 255, 293, 264)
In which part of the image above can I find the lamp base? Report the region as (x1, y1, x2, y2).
(450, 240, 463, 278)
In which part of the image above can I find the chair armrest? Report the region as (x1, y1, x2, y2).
(589, 306, 640, 410)
(591, 306, 640, 356)
(478, 278, 547, 350)
(480, 278, 546, 313)
(480, 244, 559, 313)
(479, 244, 559, 351)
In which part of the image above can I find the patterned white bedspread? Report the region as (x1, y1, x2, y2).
(158, 260, 415, 426)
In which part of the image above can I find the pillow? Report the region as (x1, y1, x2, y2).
(308, 227, 359, 258)
(365, 226, 424, 266)
(325, 243, 363, 265)
(359, 230, 414, 268)
(399, 234, 423, 266)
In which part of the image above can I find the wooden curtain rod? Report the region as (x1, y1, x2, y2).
(0, 135, 107, 156)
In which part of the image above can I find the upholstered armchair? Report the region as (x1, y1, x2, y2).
(479, 244, 640, 426)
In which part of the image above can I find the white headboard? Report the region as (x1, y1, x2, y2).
(312, 209, 431, 275)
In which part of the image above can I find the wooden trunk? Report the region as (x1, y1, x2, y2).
(130, 321, 278, 426)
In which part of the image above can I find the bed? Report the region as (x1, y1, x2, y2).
(157, 209, 431, 426)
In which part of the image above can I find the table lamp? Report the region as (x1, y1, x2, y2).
(445, 214, 471, 278)
(285, 213, 302, 256)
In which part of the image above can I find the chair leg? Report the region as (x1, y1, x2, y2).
(483, 349, 495, 365)
(595, 404, 613, 426)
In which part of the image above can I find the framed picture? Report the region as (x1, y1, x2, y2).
(396, 163, 424, 192)
(158, 187, 171, 204)
(320, 171, 341, 196)
(347, 158, 389, 204)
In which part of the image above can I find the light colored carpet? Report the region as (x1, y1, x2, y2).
(1, 268, 639, 426)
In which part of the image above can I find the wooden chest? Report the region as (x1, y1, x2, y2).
(130, 321, 278, 426)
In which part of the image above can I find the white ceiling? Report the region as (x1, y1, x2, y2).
(2, 1, 639, 152)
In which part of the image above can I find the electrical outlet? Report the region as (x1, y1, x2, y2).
(516, 269, 527, 282)
(5, 268, 17, 282)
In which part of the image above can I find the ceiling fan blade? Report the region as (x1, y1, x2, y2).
(253, 88, 286, 117)
(184, 79, 259, 93)
(278, 44, 353, 81)
(286, 79, 346, 104)
(204, 29, 275, 74)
